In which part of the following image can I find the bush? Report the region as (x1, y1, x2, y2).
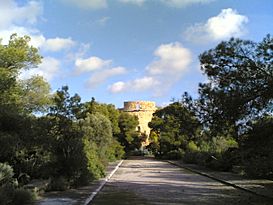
(0, 163, 14, 186)
(0, 185, 14, 205)
(206, 153, 230, 171)
(107, 140, 125, 161)
(12, 189, 34, 205)
(165, 149, 185, 160)
(240, 116, 273, 179)
(183, 151, 198, 164)
(187, 141, 199, 152)
(48, 177, 69, 191)
(83, 139, 105, 180)
(0, 185, 34, 205)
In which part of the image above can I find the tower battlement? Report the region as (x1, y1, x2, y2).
(123, 101, 156, 112)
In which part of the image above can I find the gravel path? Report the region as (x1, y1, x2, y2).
(92, 157, 273, 205)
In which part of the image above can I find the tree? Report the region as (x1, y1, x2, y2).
(45, 86, 87, 184)
(149, 102, 201, 157)
(80, 113, 113, 179)
(82, 99, 121, 136)
(0, 34, 50, 185)
(0, 34, 41, 109)
(19, 75, 52, 113)
(117, 112, 140, 153)
(198, 35, 273, 138)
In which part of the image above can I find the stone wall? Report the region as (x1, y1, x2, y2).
(123, 101, 156, 136)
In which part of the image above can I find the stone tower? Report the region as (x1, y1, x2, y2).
(122, 101, 156, 136)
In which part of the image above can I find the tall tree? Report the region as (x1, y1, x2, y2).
(0, 34, 41, 109)
(198, 35, 273, 138)
(117, 112, 140, 152)
(149, 102, 201, 156)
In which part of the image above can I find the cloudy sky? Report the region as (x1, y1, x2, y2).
(1, 0, 272, 108)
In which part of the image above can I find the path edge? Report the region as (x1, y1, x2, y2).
(84, 160, 124, 205)
(167, 160, 273, 200)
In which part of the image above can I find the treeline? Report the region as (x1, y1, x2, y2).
(148, 35, 273, 179)
(0, 34, 141, 204)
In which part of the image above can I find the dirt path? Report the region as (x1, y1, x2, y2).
(92, 157, 272, 205)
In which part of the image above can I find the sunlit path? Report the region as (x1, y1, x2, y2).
(92, 157, 271, 205)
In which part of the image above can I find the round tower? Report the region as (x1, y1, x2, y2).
(123, 101, 156, 137)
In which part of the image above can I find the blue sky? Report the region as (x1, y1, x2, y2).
(1, 0, 273, 108)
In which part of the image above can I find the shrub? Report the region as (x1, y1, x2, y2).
(0, 180, 34, 205)
(83, 139, 105, 180)
(107, 140, 125, 161)
(12, 189, 34, 205)
(187, 141, 199, 152)
(48, 177, 69, 191)
(165, 149, 185, 160)
(240, 116, 273, 179)
(0, 185, 14, 205)
(183, 152, 198, 163)
(0, 163, 14, 186)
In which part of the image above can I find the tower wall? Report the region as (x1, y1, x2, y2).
(123, 101, 156, 136)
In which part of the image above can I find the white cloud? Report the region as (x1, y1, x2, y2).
(185, 8, 248, 43)
(43, 37, 76, 52)
(60, 0, 216, 9)
(0, 0, 42, 29)
(20, 57, 61, 81)
(109, 42, 192, 96)
(130, 76, 160, 91)
(147, 42, 192, 75)
(0, 1, 75, 53)
(63, 0, 107, 9)
(0, 27, 76, 52)
(74, 56, 112, 75)
(160, 0, 215, 8)
(96, 16, 110, 26)
(0, 0, 43, 46)
(119, 0, 147, 6)
(86, 66, 127, 88)
(108, 81, 126, 93)
(108, 76, 159, 93)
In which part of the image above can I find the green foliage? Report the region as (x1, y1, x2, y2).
(149, 102, 201, 158)
(0, 34, 125, 200)
(174, 35, 273, 174)
(0, 163, 14, 186)
(11, 188, 34, 205)
(82, 99, 120, 135)
(0, 163, 34, 205)
(107, 140, 125, 161)
(80, 113, 113, 178)
(19, 75, 52, 113)
(48, 177, 69, 191)
(0, 34, 42, 113)
(240, 116, 273, 179)
(117, 112, 140, 153)
(83, 139, 105, 180)
(187, 141, 199, 152)
(164, 149, 185, 160)
(198, 35, 273, 138)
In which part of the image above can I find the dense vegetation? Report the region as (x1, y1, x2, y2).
(0, 33, 272, 204)
(148, 35, 273, 179)
(0, 34, 140, 204)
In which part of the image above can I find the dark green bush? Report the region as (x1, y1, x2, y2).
(0, 163, 14, 186)
(0, 186, 34, 205)
(48, 177, 69, 191)
(165, 150, 184, 160)
(183, 152, 198, 164)
(12, 189, 33, 205)
(240, 116, 273, 179)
